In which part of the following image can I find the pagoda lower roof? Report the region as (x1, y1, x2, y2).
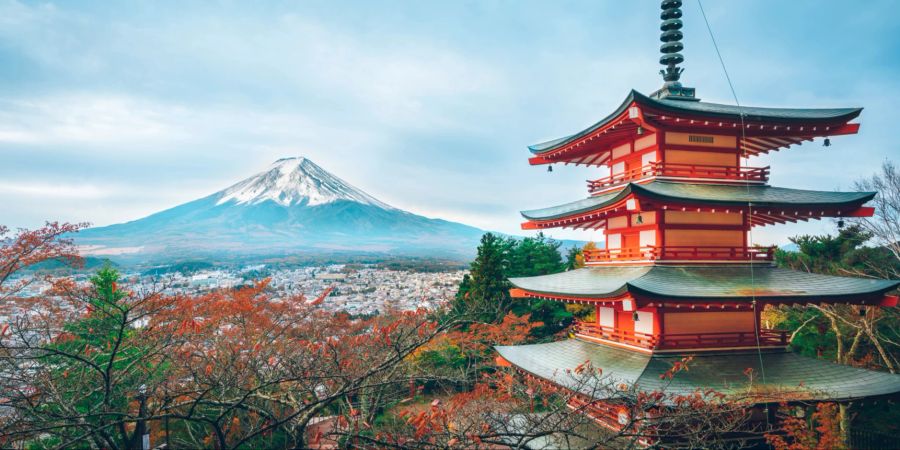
(520, 181, 875, 221)
(509, 265, 899, 302)
(495, 339, 900, 402)
(529, 90, 862, 155)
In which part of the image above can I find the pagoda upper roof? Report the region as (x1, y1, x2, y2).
(521, 181, 875, 221)
(495, 339, 900, 402)
(509, 265, 899, 302)
(529, 90, 862, 155)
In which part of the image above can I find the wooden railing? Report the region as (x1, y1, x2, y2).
(656, 329, 788, 349)
(573, 322, 789, 350)
(573, 322, 658, 348)
(583, 246, 776, 263)
(587, 162, 770, 191)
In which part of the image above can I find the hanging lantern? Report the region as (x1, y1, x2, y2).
(823, 137, 831, 147)
(636, 126, 644, 135)
(837, 219, 845, 229)
(632, 311, 639, 322)
(548, 165, 553, 173)
(635, 214, 644, 225)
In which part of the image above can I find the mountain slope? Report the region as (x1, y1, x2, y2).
(76, 157, 485, 260)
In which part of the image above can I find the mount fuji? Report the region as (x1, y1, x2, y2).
(76, 157, 486, 262)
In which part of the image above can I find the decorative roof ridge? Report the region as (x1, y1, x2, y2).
(528, 90, 641, 154)
(520, 181, 876, 221)
(528, 89, 863, 156)
(508, 265, 900, 301)
(642, 179, 876, 196)
(632, 181, 877, 206)
(495, 339, 900, 402)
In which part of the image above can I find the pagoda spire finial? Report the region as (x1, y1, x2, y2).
(659, 0, 684, 83)
(651, 0, 697, 100)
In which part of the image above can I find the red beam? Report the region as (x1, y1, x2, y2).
(829, 122, 861, 136)
(847, 206, 875, 217)
(510, 288, 528, 298)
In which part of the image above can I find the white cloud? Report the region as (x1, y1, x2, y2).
(0, 181, 109, 199)
(0, 95, 187, 145)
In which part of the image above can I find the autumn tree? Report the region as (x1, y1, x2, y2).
(770, 193, 900, 442)
(144, 280, 454, 449)
(1, 260, 179, 449)
(766, 402, 845, 450)
(0, 222, 85, 301)
(334, 357, 761, 449)
(852, 160, 900, 277)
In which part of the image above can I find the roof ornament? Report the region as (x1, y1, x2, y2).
(651, 0, 698, 101)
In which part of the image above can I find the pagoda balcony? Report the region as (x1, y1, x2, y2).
(572, 322, 789, 351)
(587, 162, 770, 192)
(583, 245, 776, 264)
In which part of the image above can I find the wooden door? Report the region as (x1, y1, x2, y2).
(622, 232, 639, 258)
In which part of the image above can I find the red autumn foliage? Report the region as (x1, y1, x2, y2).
(765, 402, 845, 450)
(0, 222, 85, 301)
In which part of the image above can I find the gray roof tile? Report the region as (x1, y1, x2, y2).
(521, 181, 875, 221)
(496, 339, 900, 401)
(509, 265, 899, 301)
(529, 90, 862, 154)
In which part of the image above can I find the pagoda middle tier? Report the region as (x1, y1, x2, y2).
(521, 90, 873, 266)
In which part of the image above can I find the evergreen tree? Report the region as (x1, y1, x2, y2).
(31, 267, 166, 449)
(453, 233, 513, 323)
(507, 233, 564, 277)
(565, 246, 582, 270)
(454, 232, 574, 338)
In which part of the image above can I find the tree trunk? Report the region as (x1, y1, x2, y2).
(845, 328, 863, 365)
(826, 311, 845, 362)
(838, 402, 851, 449)
(864, 322, 897, 373)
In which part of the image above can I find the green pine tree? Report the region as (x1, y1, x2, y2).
(31, 267, 165, 449)
(454, 233, 573, 338)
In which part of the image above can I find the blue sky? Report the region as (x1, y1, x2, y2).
(1, 0, 898, 245)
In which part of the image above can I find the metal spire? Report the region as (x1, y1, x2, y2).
(659, 0, 685, 83)
(651, 0, 697, 100)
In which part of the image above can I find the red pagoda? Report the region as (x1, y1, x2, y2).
(495, 0, 900, 435)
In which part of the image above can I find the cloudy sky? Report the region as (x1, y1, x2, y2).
(1, 0, 898, 245)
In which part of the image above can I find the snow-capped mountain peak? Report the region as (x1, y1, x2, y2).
(215, 157, 393, 209)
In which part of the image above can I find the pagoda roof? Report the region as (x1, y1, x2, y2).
(529, 90, 862, 155)
(509, 265, 899, 302)
(520, 181, 875, 222)
(495, 339, 900, 402)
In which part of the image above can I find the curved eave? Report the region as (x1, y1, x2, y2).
(634, 182, 876, 208)
(642, 91, 862, 125)
(497, 340, 900, 402)
(520, 188, 629, 221)
(509, 266, 652, 299)
(528, 91, 638, 155)
(527, 89, 862, 159)
(519, 181, 876, 225)
(509, 266, 900, 303)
